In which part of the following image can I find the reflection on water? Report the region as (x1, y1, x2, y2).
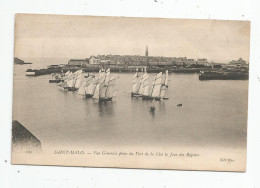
(98, 102, 114, 117)
(13, 65, 248, 150)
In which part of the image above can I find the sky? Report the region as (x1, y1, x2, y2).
(14, 14, 250, 63)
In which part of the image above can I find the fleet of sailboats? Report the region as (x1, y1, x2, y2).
(131, 70, 169, 101)
(56, 68, 118, 102)
(53, 68, 169, 103)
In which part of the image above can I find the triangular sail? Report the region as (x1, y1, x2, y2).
(92, 84, 100, 99)
(165, 70, 169, 86)
(85, 83, 96, 95)
(77, 82, 86, 95)
(106, 75, 117, 98)
(99, 80, 107, 98)
(142, 75, 154, 96)
(74, 73, 82, 89)
(105, 69, 110, 85)
(138, 73, 149, 95)
(160, 85, 166, 98)
(67, 78, 75, 87)
(132, 73, 140, 93)
(159, 70, 169, 98)
(151, 72, 163, 98)
(65, 71, 70, 76)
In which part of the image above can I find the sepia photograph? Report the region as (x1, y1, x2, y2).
(12, 14, 250, 172)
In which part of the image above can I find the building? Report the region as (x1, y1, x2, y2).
(196, 58, 208, 65)
(174, 57, 187, 65)
(89, 56, 100, 64)
(68, 59, 89, 67)
(186, 59, 196, 65)
(229, 58, 247, 66)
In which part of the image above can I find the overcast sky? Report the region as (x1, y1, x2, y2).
(14, 14, 250, 63)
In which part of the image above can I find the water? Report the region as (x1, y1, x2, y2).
(13, 64, 248, 151)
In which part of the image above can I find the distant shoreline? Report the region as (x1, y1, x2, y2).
(14, 57, 32, 65)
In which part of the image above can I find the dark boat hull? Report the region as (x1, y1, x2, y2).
(49, 79, 64, 83)
(85, 94, 94, 98)
(131, 92, 142, 97)
(142, 96, 163, 101)
(99, 97, 112, 102)
(64, 87, 78, 91)
(199, 73, 249, 80)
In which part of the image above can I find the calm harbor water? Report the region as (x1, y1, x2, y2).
(13, 64, 248, 150)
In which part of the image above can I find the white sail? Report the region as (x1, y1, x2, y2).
(132, 73, 140, 93)
(77, 82, 86, 95)
(161, 74, 166, 86)
(151, 72, 163, 98)
(143, 85, 152, 96)
(160, 85, 166, 98)
(64, 71, 70, 77)
(165, 70, 169, 86)
(64, 72, 73, 81)
(92, 84, 100, 99)
(74, 69, 82, 76)
(96, 72, 106, 84)
(106, 78, 116, 98)
(67, 78, 75, 88)
(105, 70, 110, 85)
(133, 72, 138, 79)
(86, 83, 96, 95)
(138, 73, 149, 95)
(74, 74, 82, 89)
(99, 80, 107, 99)
(142, 74, 153, 96)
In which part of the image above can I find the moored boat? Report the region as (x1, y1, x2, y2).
(92, 68, 118, 102)
(141, 70, 169, 101)
(26, 69, 36, 76)
(49, 73, 64, 83)
(131, 72, 142, 97)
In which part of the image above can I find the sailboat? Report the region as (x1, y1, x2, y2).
(84, 76, 96, 98)
(131, 72, 141, 97)
(159, 70, 169, 99)
(142, 70, 169, 101)
(85, 69, 105, 98)
(137, 73, 149, 96)
(67, 70, 82, 91)
(142, 72, 162, 100)
(93, 68, 118, 102)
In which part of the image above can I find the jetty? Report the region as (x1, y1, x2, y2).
(199, 71, 249, 80)
(24, 55, 249, 80)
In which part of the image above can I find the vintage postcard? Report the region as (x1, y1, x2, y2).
(12, 14, 250, 172)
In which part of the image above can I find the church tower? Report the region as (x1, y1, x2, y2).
(145, 45, 148, 57)
(145, 45, 149, 66)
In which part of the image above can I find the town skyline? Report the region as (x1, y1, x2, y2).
(15, 14, 250, 64)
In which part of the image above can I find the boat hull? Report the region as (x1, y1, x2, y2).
(64, 87, 78, 91)
(142, 96, 162, 101)
(142, 95, 154, 100)
(49, 79, 64, 83)
(85, 94, 94, 98)
(26, 71, 36, 76)
(199, 72, 249, 80)
(58, 86, 68, 92)
(99, 97, 112, 102)
(131, 92, 142, 97)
